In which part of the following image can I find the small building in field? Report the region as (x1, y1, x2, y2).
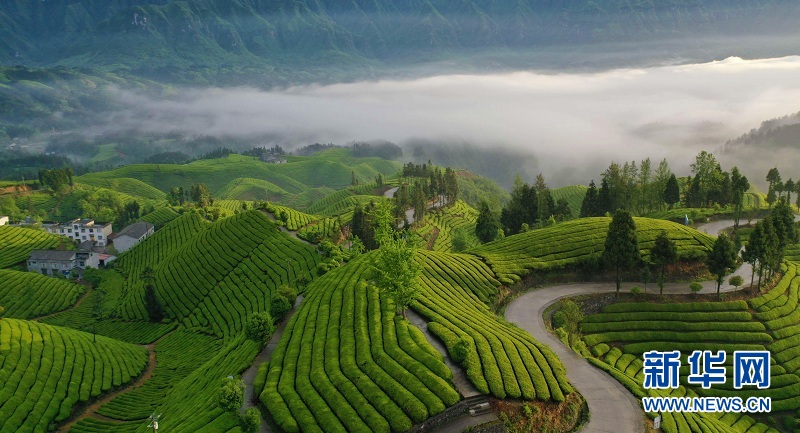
(112, 221, 155, 253)
(27, 250, 78, 276)
(28, 242, 99, 276)
(0, 216, 8, 226)
(44, 218, 113, 246)
(261, 154, 287, 164)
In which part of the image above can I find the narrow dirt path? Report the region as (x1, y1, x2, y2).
(241, 296, 304, 433)
(57, 329, 176, 432)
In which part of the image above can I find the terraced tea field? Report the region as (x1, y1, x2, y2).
(0, 319, 148, 433)
(579, 263, 800, 433)
(0, 225, 68, 269)
(473, 216, 714, 284)
(0, 269, 86, 318)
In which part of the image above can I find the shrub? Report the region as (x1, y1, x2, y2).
(239, 407, 262, 433)
(552, 311, 567, 329)
(278, 284, 298, 304)
(729, 275, 744, 288)
(689, 282, 703, 294)
(245, 312, 274, 342)
(270, 295, 293, 323)
(218, 377, 245, 412)
(452, 337, 471, 364)
(630, 286, 642, 295)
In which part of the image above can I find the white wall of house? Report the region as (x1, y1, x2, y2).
(0, 216, 8, 226)
(114, 233, 147, 253)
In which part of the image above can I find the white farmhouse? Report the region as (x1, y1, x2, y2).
(0, 216, 8, 226)
(112, 221, 155, 253)
(44, 218, 113, 246)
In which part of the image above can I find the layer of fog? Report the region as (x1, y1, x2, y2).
(105, 55, 800, 187)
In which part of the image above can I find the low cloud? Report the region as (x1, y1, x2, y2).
(106, 55, 800, 186)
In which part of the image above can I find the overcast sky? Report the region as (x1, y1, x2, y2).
(108, 55, 800, 186)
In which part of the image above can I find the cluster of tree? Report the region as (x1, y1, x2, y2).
(0, 154, 74, 182)
(401, 162, 432, 178)
(198, 147, 236, 160)
(37, 167, 73, 192)
(499, 174, 570, 236)
(115, 200, 140, 228)
(579, 153, 755, 221)
(242, 145, 285, 157)
(351, 201, 380, 250)
(293, 143, 339, 156)
(683, 152, 749, 211)
(167, 186, 187, 206)
(743, 200, 798, 290)
(580, 158, 675, 217)
(167, 183, 214, 208)
(351, 141, 402, 160)
(393, 166, 459, 223)
(764, 167, 800, 208)
(74, 188, 125, 223)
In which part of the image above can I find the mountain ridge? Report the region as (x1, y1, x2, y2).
(3, 0, 799, 82)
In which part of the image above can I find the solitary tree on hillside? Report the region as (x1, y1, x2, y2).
(707, 233, 737, 299)
(663, 174, 680, 209)
(650, 231, 678, 294)
(370, 202, 421, 319)
(476, 201, 500, 243)
(603, 210, 640, 297)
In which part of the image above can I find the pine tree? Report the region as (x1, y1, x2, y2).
(707, 233, 737, 298)
(742, 221, 766, 291)
(650, 231, 677, 294)
(603, 209, 640, 296)
(476, 201, 500, 243)
(580, 180, 600, 217)
(730, 167, 749, 229)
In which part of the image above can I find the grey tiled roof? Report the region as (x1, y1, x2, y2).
(116, 221, 154, 239)
(29, 250, 76, 261)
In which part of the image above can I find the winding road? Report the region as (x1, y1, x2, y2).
(505, 219, 750, 432)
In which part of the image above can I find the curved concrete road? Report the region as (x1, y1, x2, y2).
(505, 219, 748, 432)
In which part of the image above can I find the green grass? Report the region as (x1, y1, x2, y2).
(472, 217, 715, 284)
(0, 319, 148, 433)
(0, 225, 69, 269)
(0, 269, 86, 318)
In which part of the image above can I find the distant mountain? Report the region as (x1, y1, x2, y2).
(2, 0, 799, 84)
(724, 111, 800, 149)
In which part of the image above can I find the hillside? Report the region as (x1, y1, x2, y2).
(472, 217, 715, 284)
(0, 319, 148, 433)
(577, 262, 800, 432)
(0, 225, 70, 269)
(2, 0, 798, 85)
(75, 149, 401, 211)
